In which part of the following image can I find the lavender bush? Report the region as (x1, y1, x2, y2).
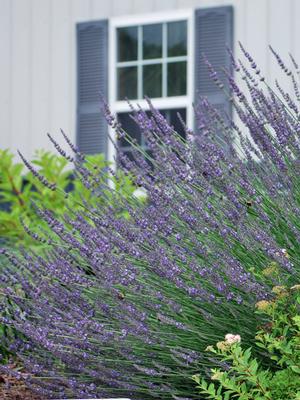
(0, 150, 137, 362)
(1, 45, 300, 399)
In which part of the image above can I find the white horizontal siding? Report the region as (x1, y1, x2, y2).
(31, 0, 51, 152)
(0, 0, 11, 150)
(50, 0, 72, 152)
(0, 0, 299, 158)
(10, 0, 32, 157)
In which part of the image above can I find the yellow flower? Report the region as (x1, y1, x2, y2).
(255, 300, 272, 311)
(216, 341, 229, 351)
(290, 284, 300, 291)
(205, 345, 214, 352)
(272, 285, 288, 297)
(211, 371, 224, 381)
(262, 262, 279, 277)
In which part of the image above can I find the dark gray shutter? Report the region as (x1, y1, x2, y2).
(77, 20, 108, 156)
(195, 6, 233, 122)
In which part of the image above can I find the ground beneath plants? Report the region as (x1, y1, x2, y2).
(0, 364, 45, 400)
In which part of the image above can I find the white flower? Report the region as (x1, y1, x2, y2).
(275, 248, 289, 258)
(225, 333, 241, 344)
(133, 187, 148, 200)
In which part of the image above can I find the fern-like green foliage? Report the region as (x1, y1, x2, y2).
(193, 285, 300, 399)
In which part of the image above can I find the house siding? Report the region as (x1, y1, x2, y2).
(0, 0, 298, 158)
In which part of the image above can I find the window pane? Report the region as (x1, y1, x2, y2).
(116, 150, 135, 168)
(117, 112, 142, 148)
(145, 149, 154, 169)
(143, 24, 162, 59)
(143, 64, 162, 98)
(167, 62, 187, 96)
(117, 109, 186, 169)
(161, 108, 186, 138)
(123, 150, 135, 162)
(117, 26, 138, 61)
(167, 21, 187, 57)
(117, 67, 137, 100)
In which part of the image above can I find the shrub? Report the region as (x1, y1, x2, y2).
(1, 46, 300, 399)
(193, 285, 300, 399)
(0, 148, 137, 246)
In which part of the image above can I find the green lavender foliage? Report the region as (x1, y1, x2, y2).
(0, 149, 139, 361)
(193, 286, 300, 399)
(2, 47, 300, 398)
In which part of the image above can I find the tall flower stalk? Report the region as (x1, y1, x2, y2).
(1, 45, 300, 399)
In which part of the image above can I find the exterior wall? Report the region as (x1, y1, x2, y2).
(0, 0, 299, 159)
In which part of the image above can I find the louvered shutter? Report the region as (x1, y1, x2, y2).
(77, 20, 108, 156)
(194, 6, 233, 140)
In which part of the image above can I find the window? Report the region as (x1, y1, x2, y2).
(76, 7, 233, 159)
(108, 10, 194, 164)
(116, 21, 187, 100)
(118, 108, 187, 163)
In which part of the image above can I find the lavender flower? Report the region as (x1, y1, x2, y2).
(1, 45, 300, 399)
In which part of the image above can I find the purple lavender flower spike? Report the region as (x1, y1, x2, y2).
(2, 44, 300, 400)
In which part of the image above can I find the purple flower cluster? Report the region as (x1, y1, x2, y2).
(1, 45, 300, 399)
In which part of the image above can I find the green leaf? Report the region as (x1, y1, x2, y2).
(256, 342, 266, 349)
(292, 315, 300, 328)
(208, 383, 216, 395)
(249, 359, 258, 375)
(291, 365, 300, 374)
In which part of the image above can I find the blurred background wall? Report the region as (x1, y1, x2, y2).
(0, 0, 299, 159)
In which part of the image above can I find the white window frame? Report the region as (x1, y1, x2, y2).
(108, 9, 194, 164)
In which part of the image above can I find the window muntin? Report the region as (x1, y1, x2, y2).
(116, 21, 187, 100)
